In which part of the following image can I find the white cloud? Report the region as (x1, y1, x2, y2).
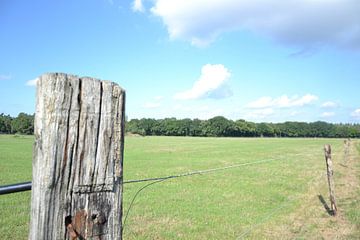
(175, 104, 213, 112)
(154, 96, 163, 101)
(0, 74, 12, 80)
(166, 103, 224, 119)
(143, 102, 161, 109)
(26, 78, 38, 87)
(321, 112, 335, 118)
(174, 64, 232, 100)
(321, 101, 338, 108)
(132, 0, 144, 12)
(351, 109, 360, 119)
(290, 110, 301, 117)
(143, 95, 164, 109)
(245, 108, 274, 120)
(247, 96, 272, 109)
(149, 0, 360, 49)
(247, 94, 318, 109)
(173, 104, 192, 112)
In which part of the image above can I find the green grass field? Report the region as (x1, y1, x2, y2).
(0, 135, 359, 239)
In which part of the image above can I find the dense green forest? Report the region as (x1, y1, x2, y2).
(127, 116, 360, 138)
(0, 113, 34, 135)
(1, 113, 360, 138)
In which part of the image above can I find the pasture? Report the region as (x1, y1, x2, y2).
(0, 135, 359, 239)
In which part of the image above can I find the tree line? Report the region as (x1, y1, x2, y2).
(1, 113, 360, 138)
(0, 113, 34, 135)
(127, 116, 360, 138)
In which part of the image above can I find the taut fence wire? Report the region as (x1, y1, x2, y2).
(1, 148, 345, 238)
(122, 156, 293, 230)
(0, 156, 291, 195)
(124, 157, 284, 184)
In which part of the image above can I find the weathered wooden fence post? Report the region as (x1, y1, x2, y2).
(324, 144, 337, 216)
(29, 73, 125, 240)
(344, 139, 347, 163)
(344, 139, 350, 163)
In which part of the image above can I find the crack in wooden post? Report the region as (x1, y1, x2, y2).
(29, 73, 125, 240)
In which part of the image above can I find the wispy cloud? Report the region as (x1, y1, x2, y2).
(321, 112, 335, 118)
(0, 74, 12, 80)
(154, 96, 163, 101)
(321, 101, 338, 108)
(288, 47, 317, 58)
(143, 102, 161, 109)
(245, 108, 274, 120)
(132, 0, 144, 12)
(351, 109, 360, 119)
(179, 105, 224, 119)
(26, 78, 38, 87)
(247, 94, 318, 109)
(174, 64, 232, 100)
(290, 110, 301, 117)
(149, 0, 360, 49)
(143, 95, 164, 109)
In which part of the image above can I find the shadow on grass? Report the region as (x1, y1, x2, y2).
(318, 195, 335, 216)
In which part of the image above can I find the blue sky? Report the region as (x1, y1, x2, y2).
(1, 0, 360, 123)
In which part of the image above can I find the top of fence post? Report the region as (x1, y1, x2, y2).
(29, 73, 125, 240)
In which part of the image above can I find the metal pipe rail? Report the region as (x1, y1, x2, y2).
(0, 181, 32, 195)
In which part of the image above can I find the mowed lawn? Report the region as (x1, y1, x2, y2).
(0, 135, 359, 239)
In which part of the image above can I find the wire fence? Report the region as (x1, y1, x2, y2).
(122, 157, 291, 229)
(0, 154, 301, 237)
(236, 171, 328, 239)
(127, 141, 359, 238)
(124, 157, 285, 184)
(0, 143, 350, 239)
(0, 156, 293, 195)
(121, 154, 330, 238)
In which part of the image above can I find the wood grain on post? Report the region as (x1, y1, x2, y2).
(29, 73, 125, 240)
(324, 144, 337, 216)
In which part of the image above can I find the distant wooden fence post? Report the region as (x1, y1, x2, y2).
(344, 140, 347, 163)
(324, 144, 337, 216)
(344, 138, 351, 163)
(29, 73, 125, 240)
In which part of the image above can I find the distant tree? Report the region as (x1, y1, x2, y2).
(189, 118, 203, 136)
(309, 121, 335, 137)
(279, 122, 299, 137)
(255, 123, 275, 137)
(11, 112, 34, 134)
(159, 118, 181, 136)
(122, 115, 360, 138)
(202, 116, 235, 137)
(0, 114, 13, 134)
